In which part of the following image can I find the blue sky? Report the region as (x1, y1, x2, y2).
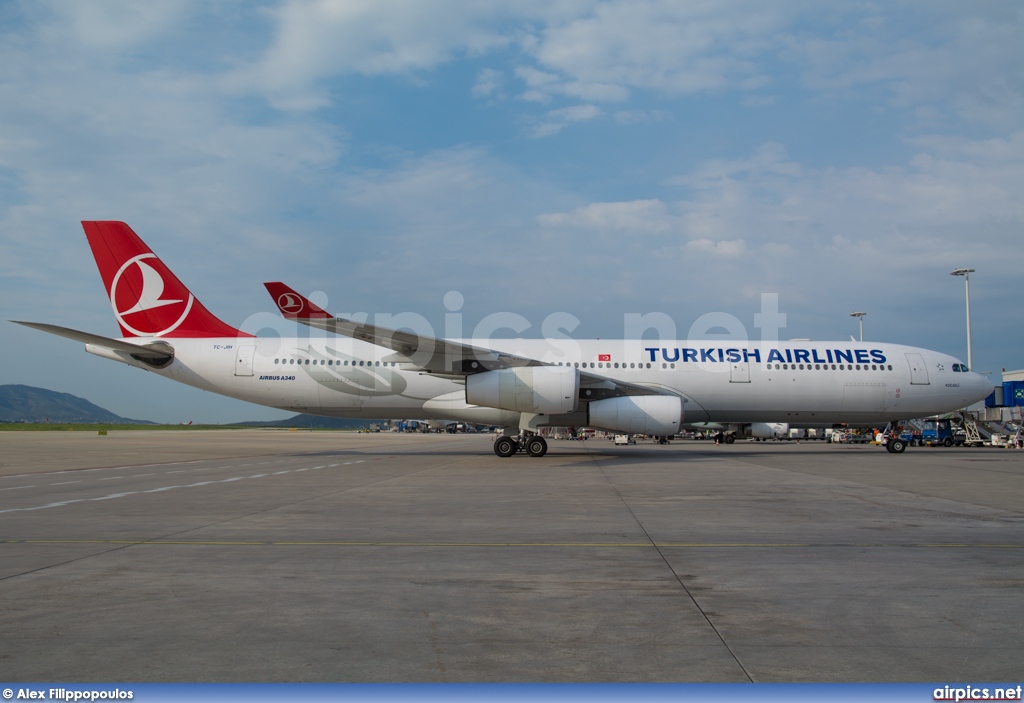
(1, 1, 1021, 423)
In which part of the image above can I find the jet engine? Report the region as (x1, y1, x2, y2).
(465, 366, 579, 414)
(748, 422, 789, 439)
(588, 395, 682, 436)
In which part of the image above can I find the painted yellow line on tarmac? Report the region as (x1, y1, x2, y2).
(2, 539, 1022, 548)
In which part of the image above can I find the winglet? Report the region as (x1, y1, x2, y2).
(263, 282, 334, 319)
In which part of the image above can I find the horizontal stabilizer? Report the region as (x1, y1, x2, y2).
(12, 321, 174, 360)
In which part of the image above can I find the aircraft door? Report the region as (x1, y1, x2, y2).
(905, 353, 929, 385)
(234, 345, 256, 377)
(730, 361, 750, 383)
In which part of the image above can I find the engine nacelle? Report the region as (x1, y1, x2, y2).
(588, 395, 682, 436)
(748, 422, 789, 439)
(465, 366, 579, 414)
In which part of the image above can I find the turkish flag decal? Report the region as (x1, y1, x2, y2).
(598, 354, 611, 362)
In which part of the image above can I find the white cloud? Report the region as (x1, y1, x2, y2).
(518, 0, 789, 103)
(538, 199, 672, 233)
(214, 1, 1021, 135)
(53, 0, 193, 50)
(787, 4, 1024, 127)
(228, 0, 515, 110)
(685, 238, 747, 256)
(531, 103, 601, 137)
(0, 8, 347, 304)
(672, 142, 803, 183)
(533, 135, 1024, 313)
(472, 67, 502, 98)
(613, 110, 671, 125)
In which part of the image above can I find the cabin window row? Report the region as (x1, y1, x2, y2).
(556, 362, 654, 369)
(272, 358, 397, 367)
(766, 363, 893, 371)
(555, 361, 894, 372)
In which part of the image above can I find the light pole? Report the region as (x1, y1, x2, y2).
(950, 268, 975, 370)
(849, 312, 866, 342)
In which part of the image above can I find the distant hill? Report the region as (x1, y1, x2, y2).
(0, 385, 155, 424)
(236, 414, 379, 429)
(0, 384, 381, 428)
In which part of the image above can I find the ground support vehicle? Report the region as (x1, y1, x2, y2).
(919, 418, 963, 447)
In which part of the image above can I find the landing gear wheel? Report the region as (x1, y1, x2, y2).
(658, 437, 669, 445)
(723, 433, 735, 445)
(494, 436, 517, 458)
(889, 438, 906, 454)
(526, 436, 548, 457)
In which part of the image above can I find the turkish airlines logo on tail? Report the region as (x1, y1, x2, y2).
(110, 254, 194, 337)
(277, 293, 304, 315)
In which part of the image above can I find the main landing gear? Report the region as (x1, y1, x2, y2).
(493, 434, 548, 458)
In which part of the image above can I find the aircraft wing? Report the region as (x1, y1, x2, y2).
(264, 282, 543, 373)
(12, 321, 174, 361)
(263, 283, 664, 398)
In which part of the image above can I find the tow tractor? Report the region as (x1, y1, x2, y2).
(919, 418, 963, 447)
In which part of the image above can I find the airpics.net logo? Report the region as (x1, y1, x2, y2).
(934, 684, 1023, 701)
(240, 290, 798, 366)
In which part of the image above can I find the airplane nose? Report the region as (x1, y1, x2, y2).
(971, 373, 994, 400)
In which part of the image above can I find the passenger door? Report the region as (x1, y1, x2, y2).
(905, 353, 929, 385)
(234, 345, 256, 377)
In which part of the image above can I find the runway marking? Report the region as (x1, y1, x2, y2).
(131, 473, 155, 477)
(50, 481, 81, 486)
(97, 476, 123, 481)
(0, 461, 364, 514)
(0, 458, 236, 481)
(2, 540, 1021, 549)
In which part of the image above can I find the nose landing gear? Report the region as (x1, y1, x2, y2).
(885, 437, 907, 453)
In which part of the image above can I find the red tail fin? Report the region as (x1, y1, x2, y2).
(82, 221, 251, 339)
(263, 282, 334, 319)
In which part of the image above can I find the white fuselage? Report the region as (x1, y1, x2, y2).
(87, 337, 992, 428)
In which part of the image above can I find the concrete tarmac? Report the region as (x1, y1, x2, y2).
(0, 430, 1021, 682)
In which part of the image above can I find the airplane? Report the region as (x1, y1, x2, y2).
(14, 221, 993, 456)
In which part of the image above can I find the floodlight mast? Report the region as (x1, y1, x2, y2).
(950, 268, 975, 371)
(849, 312, 867, 342)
